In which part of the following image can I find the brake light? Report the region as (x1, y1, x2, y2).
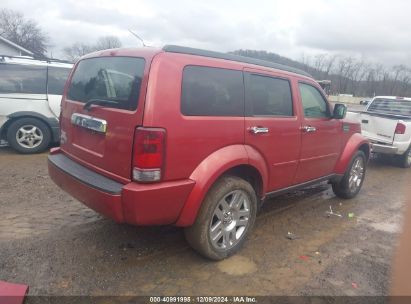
(132, 127, 166, 182)
(395, 122, 406, 134)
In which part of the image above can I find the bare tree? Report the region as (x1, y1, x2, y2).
(95, 36, 122, 50)
(0, 9, 48, 56)
(234, 48, 411, 97)
(324, 55, 338, 77)
(349, 60, 365, 95)
(63, 35, 122, 62)
(390, 65, 407, 95)
(63, 43, 94, 62)
(398, 68, 411, 96)
(313, 54, 327, 73)
(300, 53, 312, 72)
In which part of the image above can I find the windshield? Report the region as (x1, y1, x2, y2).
(67, 57, 145, 110)
(368, 98, 411, 116)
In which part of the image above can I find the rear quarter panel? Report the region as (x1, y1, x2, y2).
(393, 122, 411, 154)
(143, 53, 246, 181)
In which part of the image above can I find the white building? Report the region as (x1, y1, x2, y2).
(0, 36, 34, 57)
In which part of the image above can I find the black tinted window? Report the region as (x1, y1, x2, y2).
(368, 98, 411, 116)
(0, 63, 46, 94)
(67, 57, 145, 110)
(247, 74, 293, 116)
(181, 66, 244, 116)
(48, 67, 71, 95)
(299, 83, 330, 118)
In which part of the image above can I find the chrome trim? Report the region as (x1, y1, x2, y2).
(71, 113, 107, 134)
(249, 126, 269, 134)
(301, 125, 317, 133)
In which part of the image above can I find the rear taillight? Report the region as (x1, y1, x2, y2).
(395, 122, 406, 134)
(132, 127, 166, 182)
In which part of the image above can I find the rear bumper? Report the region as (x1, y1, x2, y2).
(371, 143, 398, 154)
(48, 151, 195, 226)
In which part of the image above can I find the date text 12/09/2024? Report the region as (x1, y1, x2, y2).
(149, 296, 257, 303)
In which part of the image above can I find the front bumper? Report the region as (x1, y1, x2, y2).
(48, 151, 195, 226)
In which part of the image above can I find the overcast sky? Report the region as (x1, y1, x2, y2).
(3, 0, 411, 66)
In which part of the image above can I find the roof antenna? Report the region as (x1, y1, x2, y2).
(128, 29, 146, 47)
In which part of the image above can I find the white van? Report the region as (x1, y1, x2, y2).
(0, 56, 73, 153)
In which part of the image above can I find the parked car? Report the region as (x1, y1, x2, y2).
(360, 99, 371, 105)
(346, 96, 411, 168)
(48, 45, 369, 260)
(0, 55, 73, 153)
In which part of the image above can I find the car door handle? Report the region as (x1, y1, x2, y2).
(249, 126, 269, 134)
(301, 126, 317, 133)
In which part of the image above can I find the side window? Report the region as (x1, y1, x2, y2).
(47, 67, 71, 95)
(299, 83, 330, 118)
(247, 74, 293, 116)
(0, 63, 47, 94)
(181, 66, 244, 116)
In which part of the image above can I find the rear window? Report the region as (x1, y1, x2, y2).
(0, 63, 47, 94)
(48, 67, 71, 95)
(67, 57, 145, 110)
(367, 98, 411, 116)
(247, 74, 293, 116)
(181, 66, 244, 116)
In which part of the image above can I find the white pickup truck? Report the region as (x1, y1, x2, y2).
(346, 96, 411, 168)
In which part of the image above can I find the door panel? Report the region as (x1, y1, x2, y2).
(294, 82, 342, 183)
(244, 70, 301, 191)
(47, 95, 62, 117)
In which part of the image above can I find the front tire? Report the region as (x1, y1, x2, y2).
(6, 118, 51, 154)
(184, 176, 258, 260)
(332, 151, 367, 199)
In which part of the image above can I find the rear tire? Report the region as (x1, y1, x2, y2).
(6, 118, 51, 154)
(332, 151, 366, 199)
(398, 147, 411, 168)
(184, 176, 257, 260)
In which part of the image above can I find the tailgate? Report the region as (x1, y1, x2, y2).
(359, 112, 398, 144)
(60, 55, 148, 182)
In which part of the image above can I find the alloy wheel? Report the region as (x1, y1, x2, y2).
(16, 125, 43, 149)
(209, 190, 251, 250)
(348, 157, 365, 192)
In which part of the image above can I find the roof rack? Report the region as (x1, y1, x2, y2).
(163, 45, 311, 77)
(0, 54, 72, 64)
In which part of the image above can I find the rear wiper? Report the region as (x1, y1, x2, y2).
(83, 98, 121, 111)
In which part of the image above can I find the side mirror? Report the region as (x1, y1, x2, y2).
(333, 103, 347, 119)
(360, 100, 369, 105)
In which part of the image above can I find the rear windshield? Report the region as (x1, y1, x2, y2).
(368, 98, 411, 116)
(67, 57, 145, 110)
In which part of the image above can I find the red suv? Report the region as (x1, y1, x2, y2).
(48, 45, 369, 260)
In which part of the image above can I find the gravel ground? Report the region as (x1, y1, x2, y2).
(0, 147, 410, 300)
